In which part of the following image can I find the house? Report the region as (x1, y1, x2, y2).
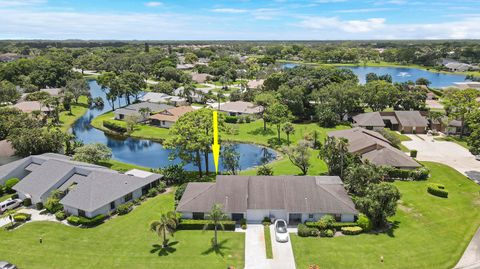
(149, 106, 194, 128)
(173, 87, 206, 103)
(114, 102, 173, 122)
(40, 88, 63, 97)
(0, 153, 161, 218)
(191, 73, 212, 84)
(140, 92, 188, 106)
(177, 175, 358, 224)
(0, 53, 22, 62)
(352, 112, 385, 130)
(12, 101, 51, 114)
(352, 111, 429, 134)
(328, 127, 421, 169)
(218, 101, 263, 116)
(247, 79, 265, 89)
(176, 64, 195, 70)
(453, 82, 480, 90)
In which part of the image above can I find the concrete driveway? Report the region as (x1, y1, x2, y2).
(402, 134, 480, 183)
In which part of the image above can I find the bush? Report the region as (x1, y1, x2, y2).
(356, 214, 372, 232)
(385, 167, 430, 181)
(116, 202, 133, 215)
(67, 216, 80, 226)
(103, 120, 127, 133)
(341, 226, 363, 235)
(13, 213, 31, 222)
(5, 178, 20, 193)
(225, 116, 238, 124)
(298, 224, 318, 237)
(0, 185, 4, 196)
(175, 183, 187, 202)
(78, 214, 106, 227)
(411, 167, 429, 180)
(177, 219, 236, 231)
(156, 181, 166, 193)
(331, 222, 357, 229)
(23, 198, 32, 207)
(427, 183, 448, 198)
(262, 217, 271, 226)
(55, 211, 66, 221)
(317, 215, 335, 230)
(147, 188, 159, 197)
(241, 224, 247, 230)
(245, 116, 251, 123)
(35, 202, 44, 210)
(44, 197, 63, 213)
(320, 229, 334, 237)
(160, 164, 186, 185)
(257, 165, 273, 176)
(305, 221, 356, 230)
(410, 150, 418, 158)
(11, 193, 19, 199)
(240, 218, 247, 226)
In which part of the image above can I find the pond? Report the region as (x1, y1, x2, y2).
(71, 81, 276, 171)
(282, 63, 468, 88)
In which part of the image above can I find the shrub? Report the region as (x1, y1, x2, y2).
(175, 183, 187, 202)
(0, 185, 4, 196)
(35, 202, 44, 210)
(23, 198, 32, 207)
(11, 193, 19, 199)
(160, 164, 186, 185)
(44, 197, 63, 213)
(240, 218, 247, 226)
(103, 120, 127, 133)
(262, 217, 271, 226)
(55, 211, 66, 221)
(13, 213, 31, 222)
(156, 181, 167, 193)
(410, 150, 418, 158)
(147, 188, 159, 197)
(298, 224, 318, 237)
(411, 167, 429, 180)
(341, 226, 363, 235)
(5, 178, 20, 193)
(331, 222, 357, 229)
(245, 116, 251, 123)
(427, 183, 448, 198)
(356, 214, 372, 232)
(225, 116, 238, 124)
(320, 229, 334, 237)
(317, 215, 335, 230)
(67, 216, 80, 226)
(78, 214, 106, 227)
(305, 221, 356, 230)
(241, 224, 247, 230)
(236, 116, 245, 124)
(385, 167, 430, 181)
(177, 219, 236, 231)
(257, 165, 273, 176)
(116, 202, 133, 215)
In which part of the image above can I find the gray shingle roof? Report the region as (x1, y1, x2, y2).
(393, 111, 429, 127)
(177, 176, 358, 215)
(352, 112, 385, 127)
(362, 147, 421, 168)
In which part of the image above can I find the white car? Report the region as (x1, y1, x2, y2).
(475, 155, 480, 161)
(274, 219, 289, 243)
(0, 261, 17, 269)
(0, 199, 22, 214)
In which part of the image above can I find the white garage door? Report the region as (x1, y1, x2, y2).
(246, 209, 269, 223)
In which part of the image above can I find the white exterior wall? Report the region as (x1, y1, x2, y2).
(341, 214, 355, 222)
(159, 120, 174, 128)
(180, 212, 193, 219)
(246, 209, 270, 223)
(269, 210, 288, 221)
(301, 213, 326, 223)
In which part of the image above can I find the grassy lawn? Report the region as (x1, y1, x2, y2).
(383, 128, 411, 152)
(0, 193, 245, 269)
(264, 225, 273, 259)
(58, 96, 89, 131)
(435, 136, 470, 150)
(291, 162, 480, 269)
(0, 193, 13, 202)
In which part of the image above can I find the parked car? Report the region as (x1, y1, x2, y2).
(475, 155, 480, 161)
(0, 261, 17, 269)
(274, 219, 289, 243)
(0, 199, 22, 214)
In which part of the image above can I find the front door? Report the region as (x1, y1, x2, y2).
(231, 213, 244, 222)
(289, 213, 302, 224)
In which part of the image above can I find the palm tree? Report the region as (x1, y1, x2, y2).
(282, 122, 295, 145)
(139, 107, 152, 122)
(204, 204, 228, 247)
(150, 211, 178, 248)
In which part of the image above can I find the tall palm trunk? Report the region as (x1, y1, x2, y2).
(196, 150, 203, 178)
(204, 151, 209, 175)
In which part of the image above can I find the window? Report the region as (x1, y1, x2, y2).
(193, 212, 204, 220)
(308, 214, 314, 219)
(110, 201, 115, 210)
(162, 121, 165, 125)
(334, 214, 341, 222)
(124, 192, 133, 202)
(78, 210, 86, 217)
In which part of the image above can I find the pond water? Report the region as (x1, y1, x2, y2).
(71, 81, 276, 171)
(282, 63, 468, 88)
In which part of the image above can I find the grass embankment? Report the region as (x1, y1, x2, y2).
(0, 193, 245, 269)
(291, 162, 480, 269)
(264, 225, 273, 259)
(382, 128, 411, 152)
(58, 96, 89, 131)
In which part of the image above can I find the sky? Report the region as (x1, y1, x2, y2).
(0, 0, 479, 40)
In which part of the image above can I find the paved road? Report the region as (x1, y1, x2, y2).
(402, 134, 480, 183)
(455, 228, 480, 269)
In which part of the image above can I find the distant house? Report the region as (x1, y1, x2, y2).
(12, 101, 51, 114)
(176, 64, 195, 70)
(352, 111, 429, 134)
(453, 82, 480, 90)
(140, 92, 188, 106)
(191, 73, 212, 84)
(218, 101, 263, 117)
(173, 87, 205, 103)
(0, 153, 162, 218)
(149, 106, 194, 128)
(177, 175, 358, 224)
(328, 127, 421, 169)
(442, 59, 479, 72)
(352, 112, 385, 130)
(40, 88, 63, 97)
(0, 53, 22, 62)
(114, 102, 173, 122)
(247, 79, 265, 89)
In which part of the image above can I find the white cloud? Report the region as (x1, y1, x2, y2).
(0, 0, 46, 7)
(211, 8, 248, 14)
(144, 2, 162, 7)
(299, 17, 386, 33)
(336, 7, 394, 13)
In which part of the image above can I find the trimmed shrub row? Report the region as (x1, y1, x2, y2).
(305, 221, 356, 230)
(341, 226, 363, 235)
(67, 214, 106, 227)
(55, 211, 66, 221)
(116, 202, 133, 215)
(103, 120, 127, 133)
(385, 167, 429, 181)
(177, 219, 236, 231)
(298, 224, 319, 237)
(13, 212, 31, 222)
(427, 183, 448, 198)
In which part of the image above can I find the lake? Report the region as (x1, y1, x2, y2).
(282, 63, 468, 88)
(71, 81, 276, 171)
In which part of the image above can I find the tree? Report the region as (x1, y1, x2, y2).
(415, 77, 431, 86)
(184, 52, 198, 64)
(320, 136, 360, 178)
(150, 211, 179, 248)
(254, 92, 276, 131)
(343, 163, 387, 196)
(0, 80, 20, 104)
(362, 81, 399, 111)
(62, 91, 75, 114)
(316, 106, 339, 128)
(257, 164, 274, 176)
(282, 122, 295, 145)
(65, 78, 90, 103)
(125, 115, 139, 133)
(121, 71, 146, 104)
(467, 110, 480, 155)
(355, 183, 401, 228)
(265, 102, 292, 145)
(312, 81, 362, 122)
(8, 128, 66, 157)
(443, 88, 480, 138)
(221, 143, 240, 175)
(44, 190, 64, 213)
(73, 143, 112, 164)
(204, 204, 228, 248)
(139, 107, 152, 121)
(282, 140, 312, 175)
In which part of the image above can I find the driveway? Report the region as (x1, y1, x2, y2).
(455, 228, 480, 269)
(244, 224, 296, 269)
(402, 134, 480, 183)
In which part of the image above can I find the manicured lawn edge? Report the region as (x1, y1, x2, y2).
(264, 225, 273, 259)
(59, 96, 89, 131)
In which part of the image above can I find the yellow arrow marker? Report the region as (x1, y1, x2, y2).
(212, 110, 220, 174)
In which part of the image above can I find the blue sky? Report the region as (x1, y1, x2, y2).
(0, 0, 479, 40)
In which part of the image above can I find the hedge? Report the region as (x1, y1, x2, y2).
(78, 214, 106, 227)
(55, 211, 66, 221)
(67, 216, 81, 226)
(341, 226, 363, 235)
(177, 219, 236, 231)
(225, 116, 238, 124)
(116, 202, 133, 215)
(103, 120, 127, 133)
(298, 224, 319, 237)
(385, 167, 429, 181)
(13, 213, 31, 222)
(319, 229, 334, 237)
(427, 183, 449, 198)
(23, 198, 32, 207)
(305, 221, 356, 230)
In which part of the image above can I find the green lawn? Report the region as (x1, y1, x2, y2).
(58, 96, 89, 131)
(0, 193, 245, 269)
(264, 225, 273, 259)
(291, 162, 480, 269)
(0, 193, 14, 202)
(383, 128, 411, 152)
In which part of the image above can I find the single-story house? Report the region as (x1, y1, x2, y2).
(0, 153, 162, 218)
(218, 101, 263, 117)
(247, 79, 265, 89)
(328, 127, 421, 169)
(177, 175, 358, 224)
(40, 88, 63, 97)
(140, 92, 188, 106)
(0, 53, 22, 62)
(352, 112, 385, 130)
(173, 87, 206, 103)
(352, 111, 429, 134)
(177, 64, 195, 70)
(191, 73, 212, 84)
(114, 102, 173, 122)
(453, 82, 480, 90)
(12, 101, 51, 114)
(149, 106, 194, 128)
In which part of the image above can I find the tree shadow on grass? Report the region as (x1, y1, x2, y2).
(150, 241, 179, 256)
(267, 137, 287, 148)
(247, 127, 275, 136)
(201, 239, 230, 257)
(369, 221, 400, 238)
